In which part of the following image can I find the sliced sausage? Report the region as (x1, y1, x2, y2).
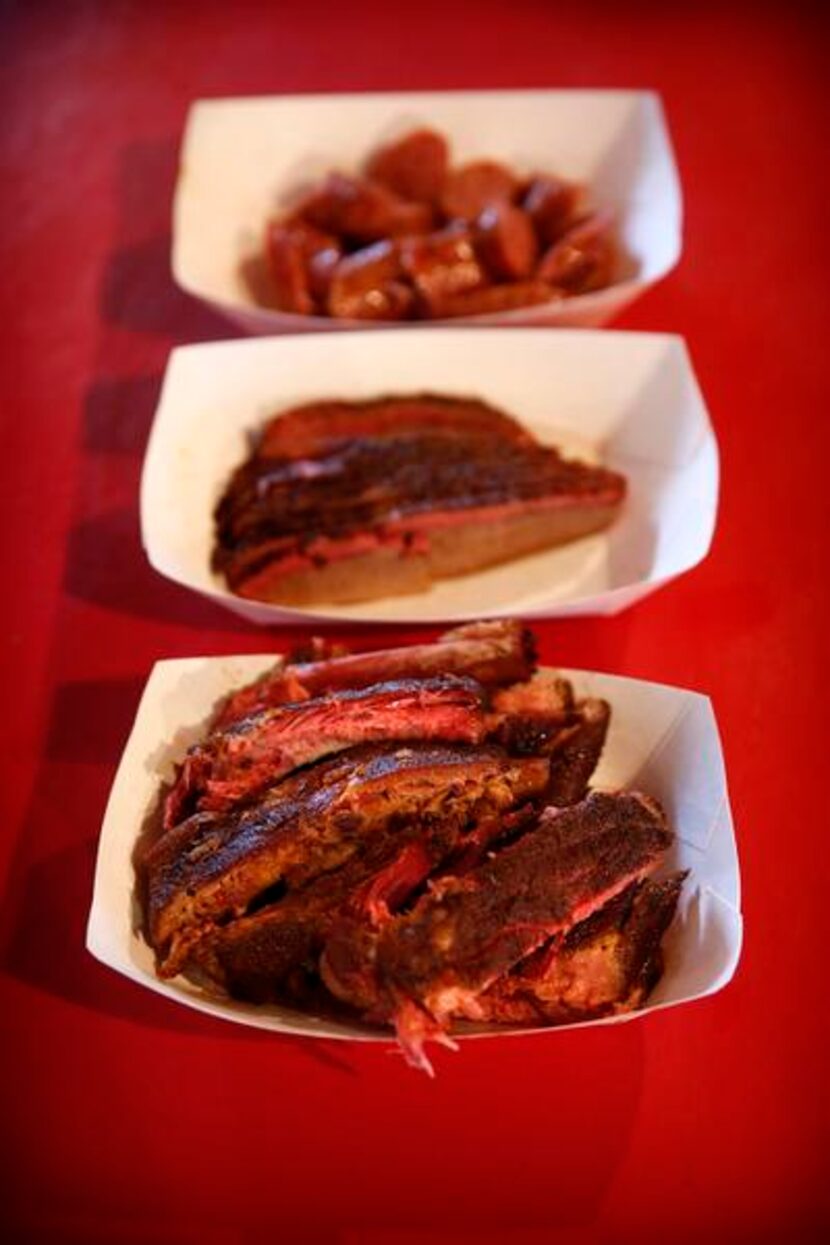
(329, 279, 414, 321)
(299, 173, 433, 242)
(536, 212, 615, 294)
(523, 176, 581, 246)
(327, 241, 413, 320)
(400, 224, 487, 310)
(428, 281, 557, 319)
(474, 203, 538, 280)
(440, 160, 520, 221)
(307, 246, 341, 305)
(366, 128, 449, 205)
(264, 222, 315, 315)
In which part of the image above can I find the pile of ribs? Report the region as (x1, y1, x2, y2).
(212, 394, 626, 605)
(260, 126, 617, 320)
(138, 620, 684, 1074)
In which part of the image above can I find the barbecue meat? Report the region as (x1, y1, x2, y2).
(212, 395, 626, 605)
(137, 620, 686, 1075)
(546, 699, 611, 805)
(474, 874, 686, 1024)
(321, 791, 672, 1067)
(489, 669, 610, 804)
(194, 832, 447, 1003)
(215, 619, 536, 730)
(256, 394, 535, 459)
(146, 741, 550, 977)
(164, 674, 487, 829)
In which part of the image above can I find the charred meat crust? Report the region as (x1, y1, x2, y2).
(164, 674, 488, 829)
(211, 395, 626, 602)
(382, 792, 670, 1007)
(256, 394, 536, 459)
(194, 826, 455, 1003)
(214, 620, 537, 731)
(214, 429, 625, 584)
(475, 872, 686, 1024)
(147, 741, 550, 978)
(321, 791, 672, 1022)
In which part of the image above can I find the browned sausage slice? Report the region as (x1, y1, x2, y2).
(536, 212, 615, 294)
(327, 241, 413, 320)
(300, 173, 433, 242)
(428, 281, 557, 319)
(307, 246, 341, 304)
(264, 222, 316, 315)
(329, 280, 414, 321)
(475, 203, 538, 280)
(440, 160, 520, 221)
(523, 176, 581, 245)
(366, 129, 449, 205)
(400, 224, 487, 309)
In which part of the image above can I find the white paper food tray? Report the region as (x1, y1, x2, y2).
(172, 90, 682, 332)
(86, 657, 741, 1045)
(140, 329, 718, 625)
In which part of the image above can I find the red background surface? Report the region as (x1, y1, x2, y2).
(1, 2, 828, 1241)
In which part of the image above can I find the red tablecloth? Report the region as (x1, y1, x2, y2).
(1, 3, 827, 1241)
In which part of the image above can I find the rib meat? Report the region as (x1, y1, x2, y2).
(164, 674, 487, 829)
(474, 873, 686, 1024)
(214, 619, 536, 730)
(146, 741, 550, 977)
(321, 791, 672, 1068)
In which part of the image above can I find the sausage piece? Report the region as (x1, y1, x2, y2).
(429, 281, 557, 319)
(264, 222, 316, 315)
(400, 224, 488, 310)
(307, 246, 341, 305)
(523, 176, 581, 246)
(536, 212, 615, 294)
(366, 128, 449, 205)
(327, 241, 413, 320)
(475, 203, 538, 281)
(300, 173, 433, 242)
(440, 160, 520, 221)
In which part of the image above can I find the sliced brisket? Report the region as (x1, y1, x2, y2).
(164, 674, 487, 829)
(147, 741, 549, 977)
(474, 873, 686, 1024)
(212, 396, 626, 600)
(256, 394, 536, 459)
(214, 619, 536, 730)
(321, 791, 672, 1063)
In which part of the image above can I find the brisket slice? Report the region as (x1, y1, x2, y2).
(212, 411, 626, 596)
(489, 670, 610, 804)
(255, 394, 536, 460)
(164, 674, 486, 829)
(193, 830, 452, 1004)
(321, 791, 671, 1060)
(474, 873, 686, 1025)
(146, 741, 549, 977)
(546, 699, 611, 805)
(214, 619, 536, 730)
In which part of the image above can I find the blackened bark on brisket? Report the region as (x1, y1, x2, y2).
(256, 395, 536, 460)
(147, 741, 549, 977)
(164, 674, 487, 829)
(211, 395, 626, 593)
(194, 831, 447, 1003)
(214, 619, 536, 730)
(475, 872, 686, 1024)
(323, 791, 671, 1022)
